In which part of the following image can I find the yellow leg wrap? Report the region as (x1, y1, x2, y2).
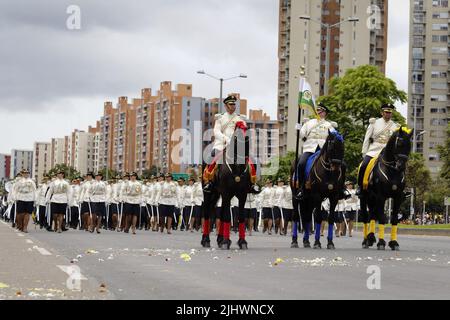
(251, 175, 257, 184)
(363, 224, 369, 239)
(378, 224, 385, 240)
(369, 220, 376, 234)
(391, 226, 398, 242)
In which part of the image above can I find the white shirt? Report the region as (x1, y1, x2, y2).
(259, 186, 274, 208)
(281, 186, 294, 209)
(192, 182, 204, 206)
(362, 118, 400, 158)
(182, 185, 194, 207)
(143, 183, 154, 205)
(244, 193, 258, 209)
(90, 180, 108, 203)
(321, 199, 330, 211)
(344, 189, 358, 211)
(336, 199, 346, 212)
(69, 184, 81, 207)
(13, 177, 36, 202)
(213, 112, 247, 151)
(46, 178, 71, 204)
(121, 181, 143, 205)
(36, 183, 49, 206)
(156, 181, 177, 206)
(79, 180, 93, 202)
(300, 118, 337, 153)
(231, 196, 239, 208)
(272, 186, 285, 208)
(175, 185, 184, 208)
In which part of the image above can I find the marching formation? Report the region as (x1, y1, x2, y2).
(0, 95, 413, 252)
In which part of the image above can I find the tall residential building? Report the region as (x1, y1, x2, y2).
(10, 149, 33, 179)
(246, 110, 280, 170)
(32, 142, 51, 183)
(0, 154, 11, 182)
(136, 88, 157, 174)
(51, 138, 67, 167)
(278, 0, 388, 155)
(408, 0, 449, 176)
(67, 130, 97, 176)
(88, 123, 101, 174)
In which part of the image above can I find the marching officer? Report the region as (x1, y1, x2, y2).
(121, 172, 143, 235)
(191, 177, 203, 232)
(244, 191, 258, 236)
(69, 177, 81, 229)
(155, 173, 177, 234)
(203, 95, 259, 194)
(259, 179, 275, 235)
(79, 172, 94, 231)
(12, 169, 36, 233)
(281, 178, 294, 236)
(357, 104, 400, 195)
(181, 177, 194, 231)
(107, 175, 121, 231)
(46, 171, 71, 233)
(90, 173, 107, 234)
(296, 103, 338, 199)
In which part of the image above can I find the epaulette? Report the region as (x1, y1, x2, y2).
(214, 113, 224, 120)
(331, 121, 338, 129)
(369, 118, 376, 124)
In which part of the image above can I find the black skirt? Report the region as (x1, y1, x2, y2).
(124, 203, 140, 216)
(159, 204, 175, 218)
(92, 202, 106, 217)
(51, 203, 67, 215)
(262, 208, 273, 220)
(80, 202, 91, 215)
(16, 201, 34, 214)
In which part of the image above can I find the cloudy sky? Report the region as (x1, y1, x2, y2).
(0, 0, 409, 154)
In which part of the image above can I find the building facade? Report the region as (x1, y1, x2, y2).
(408, 0, 449, 176)
(0, 154, 11, 182)
(278, 0, 388, 155)
(32, 142, 51, 183)
(10, 149, 33, 179)
(51, 138, 67, 168)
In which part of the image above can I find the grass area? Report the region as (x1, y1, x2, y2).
(354, 223, 450, 230)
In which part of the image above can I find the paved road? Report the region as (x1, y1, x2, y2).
(1, 220, 449, 300)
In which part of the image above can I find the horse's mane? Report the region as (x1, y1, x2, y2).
(319, 130, 344, 157)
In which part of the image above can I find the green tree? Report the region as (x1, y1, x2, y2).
(437, 123, 450, 189)
(262, 152, 296, 184)
(318, 65, 407, 175)
(98, 168, 119, 180)
(425, 176, 449, 214)
(405, 153, 432, 216)
(48, 164, 81, 181)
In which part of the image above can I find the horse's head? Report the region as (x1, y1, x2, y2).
(386, 127, 414, 171)
(323, 129, 345, 170)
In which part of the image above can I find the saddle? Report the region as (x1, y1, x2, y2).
(293, 151, 320, 190)
(360, 156, 379, 191)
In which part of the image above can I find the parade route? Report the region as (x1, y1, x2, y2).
(1, 220, 449, 300)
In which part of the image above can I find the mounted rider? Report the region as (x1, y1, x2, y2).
(357, 104, 400, 195)
(203, 94, 259, 194)
(295, 103, 338, 200)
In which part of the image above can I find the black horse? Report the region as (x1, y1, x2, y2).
(201, 125, 253, 250)
(360, 127, 413, 251)
(291, 130, 346, 250)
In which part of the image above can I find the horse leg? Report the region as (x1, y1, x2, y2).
(313, 207, 322, 249)
(366, 195, 378, 248)
(237, 196, 248, 250)
(327, 198, 338, 250)
(291, 198, 300, 248)
(301, 199, 312, 248)
(220, 197, 232, 250)
(389, 196, 402, 251)
(360, 195, 370, 249)
(201, 193, 217, 248)
(376, 199, 387, 250)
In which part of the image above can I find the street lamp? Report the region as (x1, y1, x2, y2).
(300, 15, 359, 95)
(197, 70, 248, 113)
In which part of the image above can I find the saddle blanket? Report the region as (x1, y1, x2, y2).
(304, 151, 321, 181)
(362, 156, 379, 190)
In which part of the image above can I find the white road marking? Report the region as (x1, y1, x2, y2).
(17, 233, 24, 237)
(57, 265, 88, 280)
(33, 246, 52, 256)
(26, 239, 34, 244)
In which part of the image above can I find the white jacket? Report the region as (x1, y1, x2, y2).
(192, 182, 203, 206)
(259, 186, 274, 208)
(216, 196, 222, 208)
(46, 178, 71, 204)
(281, 186, 294, 209)
(90, 181, 108, 203)
(344, 189, 358, 211)
(362, 118, 400, 158)
(79, 180, 93, 202)
(69, 184, 81, 207)
(13, 178, 36, 202)
(336, 199, 346, 212)
(231, 196, 239, 208)
(213, 112, 247, 151)
(182, 185, 194, 207)
(121, 181, 143, 205)
(244, 193, 258, 209)
(156, 181, 177, 206)
(175, 185, 184, 208)
(143, 183, 154, 205)
(300, 118, 337, 154)
(36, 183, 49, 206)
(272, 186, 285, 208)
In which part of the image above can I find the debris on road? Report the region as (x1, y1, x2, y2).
(86, 249, 99, 255)
(180, 253, 192, 262)
(0, 282, 10, 289)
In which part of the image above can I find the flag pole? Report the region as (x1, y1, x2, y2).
(294, 66, 306, 191)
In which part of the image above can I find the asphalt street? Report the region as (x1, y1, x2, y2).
(1, 220, 449, 300)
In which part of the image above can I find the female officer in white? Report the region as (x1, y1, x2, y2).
(121, 172, 143, 235)
(90, 173, 108, 234)
(79, 173, 94, 231)
(46, 171, 71, 233)
(281, 180, 294, 236)
(155, 174, 178, 234)
(13, 169, 36, 233)
(191, 178, 203, 232)
(259, 179, 275, 235)
(296, 103, 337, 199)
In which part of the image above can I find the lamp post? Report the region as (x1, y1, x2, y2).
(197, 71, 247, 113)
(300, 15, 359, 95)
